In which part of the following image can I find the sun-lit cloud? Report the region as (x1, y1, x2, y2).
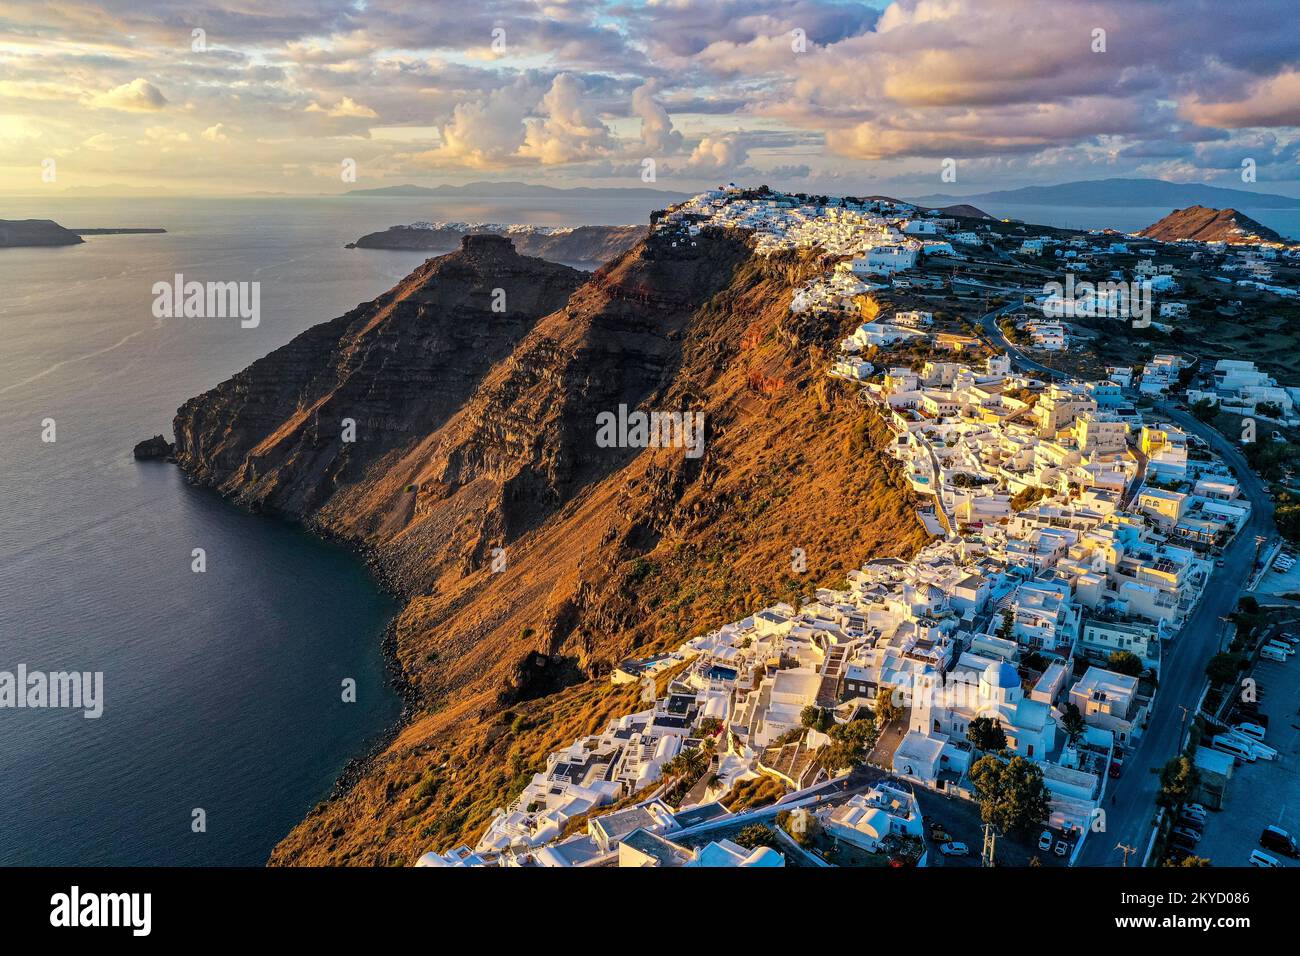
(87, 78, 168, 112)
(0, 0, 1296, 195)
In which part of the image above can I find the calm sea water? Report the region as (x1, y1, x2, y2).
(0, 194, 663, 866)
(982, 203, 1300, 239)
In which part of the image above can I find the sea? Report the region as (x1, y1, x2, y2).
(0, 193, 662, 866)
(980, 203, 1300, 239)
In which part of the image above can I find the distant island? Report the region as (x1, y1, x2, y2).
(911, 177, 1300, 211)
(348, 221, 646, 266)
(1139, 205, 1286, 245)
(345, 180, 687, 201)
(0, 218, 166, 248)
(0, 219, 83, 247)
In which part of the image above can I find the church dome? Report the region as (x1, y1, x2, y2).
(983, 660, 1020, 690)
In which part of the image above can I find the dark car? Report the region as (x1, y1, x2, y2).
(1170, 834, 1198, 855)
(1260, 826, 1299, 857)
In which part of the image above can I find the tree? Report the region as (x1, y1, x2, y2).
(734, 824, 777, 850)
(1205, 652, 1244, 686)
(664, 747, 708, 783)
(967, 716, 1008, 752)
(818, 739, 864, 772)
(874, 686, 904, 727)
(1157, 756, 1201, 811)
(968, 754, 1051, 835)
(800, 705, 831, 733)
(1190, 397, 1218, 422)
(830, 716, 880, 751)
(1107, 650, 1144, 678)
(693, 716, 723, 738)
(1166, 854, 1211, 868)
(996, 609, 1015, 642)
(1060, 703, 1087, 747)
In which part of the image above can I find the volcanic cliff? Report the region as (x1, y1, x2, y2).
(169, 226, 930, 864)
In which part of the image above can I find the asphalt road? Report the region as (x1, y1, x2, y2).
(981, 304, 1279, 865)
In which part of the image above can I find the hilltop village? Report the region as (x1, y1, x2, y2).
(417, 186, 1300, 869)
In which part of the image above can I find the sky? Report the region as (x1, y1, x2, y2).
(2, 0, 1299, 197)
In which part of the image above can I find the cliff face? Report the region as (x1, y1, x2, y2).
(350, 223, 646, 266)
(171, 225, 930, 864)
(173, 234, 587, 521)
(1139, 205, 1284, 244)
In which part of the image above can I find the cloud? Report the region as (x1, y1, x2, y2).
(631, 79, 684, 154)
(2, 0, 1298, 193)
(685, 133, 751, 170)
(305, 96, 379, 119)
(428, 78, 537, 168)
(519, 73, 616, 164)
(1180, 69, 1300, 128)
(87, 78, 167, 112)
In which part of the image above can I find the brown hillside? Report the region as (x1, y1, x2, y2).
(1138, 205, 1283, 244)
(170, 227, 930, 864)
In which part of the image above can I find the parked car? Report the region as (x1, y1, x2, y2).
(1038, 830, 1054, 851)
(1171, 826, 1202, 844)
(1212, 737, 1257, 763)
(1170, 834, 1198, 855)
(1250, 849, 1282, 868)
(1233, 722, 1266, 742)
(1261, 645, 1287, 663)
(1182, 803, 1208, 821)
(1108, 759, 1123, 779)
(1054, 839, 1069, 857)
(930, 825, 951, 843)
(1260, 826, 1299, 857)
(940, 842, 969, 857)
(1176, 813, 1204, 833)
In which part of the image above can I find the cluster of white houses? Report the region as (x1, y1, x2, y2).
(417, 350, 1250, 868)
(656, 185, 961, 267)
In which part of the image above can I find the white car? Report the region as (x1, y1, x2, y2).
(1250, 849, 1281, 868)
(1038, 830, 1054, 851)
(1234, 722, 1266, 742)
(940, 842, 969, 857)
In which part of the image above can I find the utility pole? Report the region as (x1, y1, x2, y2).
(1175, 703, 1192, 756)
(1116, 842, 1137, 867)
(981, 821, 997, 867)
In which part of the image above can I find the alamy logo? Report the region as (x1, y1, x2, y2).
(50, 886, 151, 936)
(152, 273, 260, 328)
(1042, 274, 1151, 327)
(0, 665, 103, 718)
(595, 404, 705, 459)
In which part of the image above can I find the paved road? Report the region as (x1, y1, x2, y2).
(979, 302, 1279, 864)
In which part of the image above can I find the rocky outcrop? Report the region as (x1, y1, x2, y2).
(0, 219, 83, 248)
(349, 223, 645, 266)
(1139, 205, 1285, 244)
(132, 435, 175, 460)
